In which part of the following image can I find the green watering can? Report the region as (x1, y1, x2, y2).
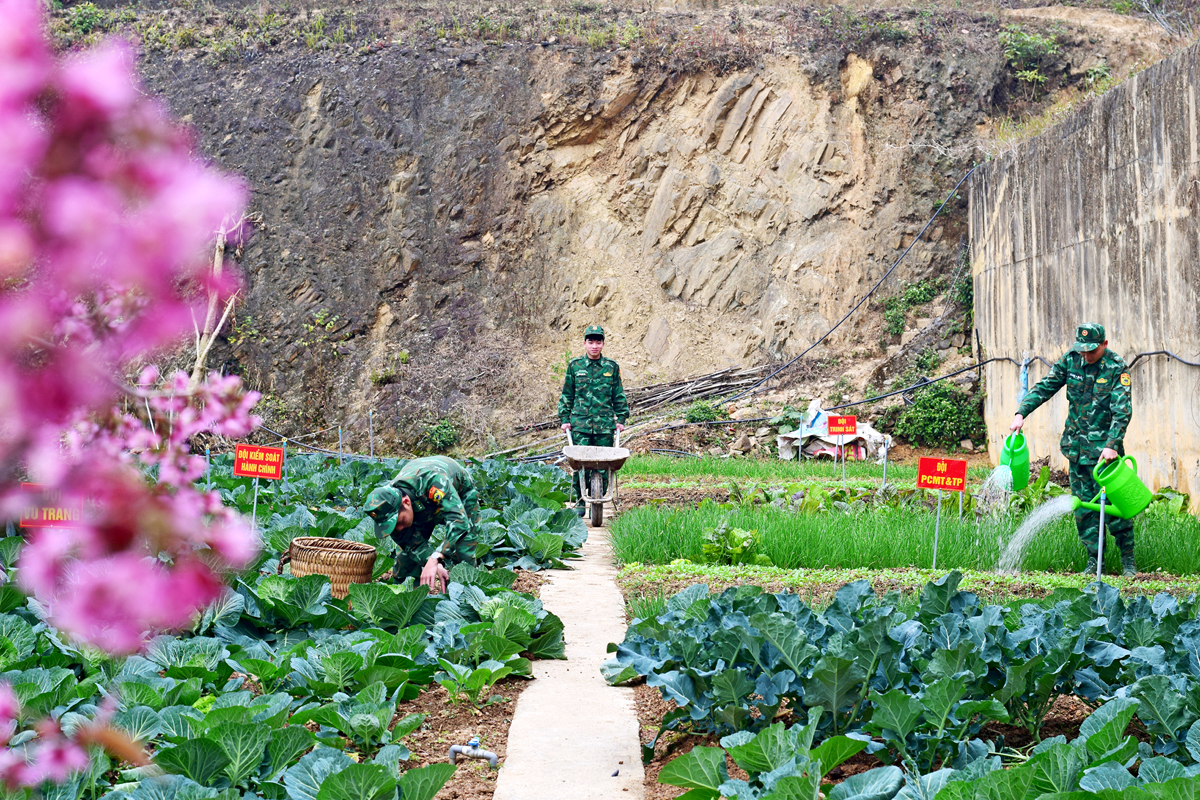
(999, 432, 1030, 492)
(1070, 456, 1153, 520)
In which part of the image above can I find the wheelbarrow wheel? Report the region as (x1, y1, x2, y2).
(590, 471, 604, 528)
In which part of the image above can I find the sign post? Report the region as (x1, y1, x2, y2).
(917, 457, 969, 570)
(827, 416, 857, 490)
(233, 444, 285, 529)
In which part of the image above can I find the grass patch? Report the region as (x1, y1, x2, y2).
(622, 455, 991, 481)
(609, 504, 1200, 576)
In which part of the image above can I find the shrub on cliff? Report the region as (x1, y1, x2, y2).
(893, 383, 985, 448)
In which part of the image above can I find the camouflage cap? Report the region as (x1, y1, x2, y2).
(1070, 323, 1106, 353)
(364, 486, 401, 536)
(583, 324, 605, 340)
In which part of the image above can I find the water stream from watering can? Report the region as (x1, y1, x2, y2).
(976, 464, 1013, 514)
(997, 495, 1077, 573)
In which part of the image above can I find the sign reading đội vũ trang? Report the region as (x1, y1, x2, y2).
(19, 483, 84, 528)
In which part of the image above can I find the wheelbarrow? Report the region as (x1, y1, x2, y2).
(562, 430, 631, 528)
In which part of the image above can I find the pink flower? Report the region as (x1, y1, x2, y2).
(204, 519, 259, 570)
(58, 41, 138, 121)
(0, 0, 51, 111)
(16, 529, 83, 600)
(0, 683, 20, 742)
(20, 738, 88, 785)
(51, 555, 162, 654)
(0, 747, 27, 791)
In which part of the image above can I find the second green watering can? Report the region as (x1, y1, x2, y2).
(999, 432, 1030, 492)
(1070, 455, 1153, 520)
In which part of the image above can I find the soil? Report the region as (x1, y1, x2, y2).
(886, 443, 994, 470)
(392, 679, 531, 800)
(1030, 456, 1071, 488)
(617, 565, 1158, 609)
(509, 570, 547, 598)
(619, 486, 730, 507)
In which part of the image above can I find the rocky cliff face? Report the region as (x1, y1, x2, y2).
(127, 3, 1169, 450)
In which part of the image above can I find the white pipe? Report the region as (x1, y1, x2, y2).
(449, 742, 498, 768)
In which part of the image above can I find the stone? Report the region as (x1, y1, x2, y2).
(951, 333, 966, 348)
(708, 447, 724, 456)
(643, 317, 672, 360)
(960, 439, 975, 452)
(900, 330, 918, 346)
(755, 427, 771, 438)
(730, 407, 760, 420)
(583, 282, 609, 307)
(937, 339, 951, 350)
(732, 433, 753, 451)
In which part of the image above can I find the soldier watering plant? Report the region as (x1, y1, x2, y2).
(1009, 323, 1135, 576)
(363, 456, 479, 593)
(558, 325, 630, 516)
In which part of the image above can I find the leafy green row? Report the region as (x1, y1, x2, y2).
(660, 699, 1200, 800)
(0, 563, 555, 797)
(208, 453, 586, 572)
(604, 571, 1200, 770)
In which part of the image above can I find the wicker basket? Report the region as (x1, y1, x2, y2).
(279, 537, 377, 599)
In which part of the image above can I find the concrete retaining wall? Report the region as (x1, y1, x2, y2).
(970, 42, 1200, 499)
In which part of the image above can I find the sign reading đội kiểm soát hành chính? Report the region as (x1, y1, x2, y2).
(233, 444, 285, 480)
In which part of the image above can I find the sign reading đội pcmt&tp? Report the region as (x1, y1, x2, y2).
(917, 457, 968, 492)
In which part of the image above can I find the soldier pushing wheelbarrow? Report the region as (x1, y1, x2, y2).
(558, 325, 631, 527)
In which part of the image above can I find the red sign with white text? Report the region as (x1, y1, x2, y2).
(917, 457, 968, 492)
(19, 483, 84, 528)
(233, 444, 285, 480)
(827, 415, 857, 436)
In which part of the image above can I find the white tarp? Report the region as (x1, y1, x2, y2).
(776, 398, 891, 461)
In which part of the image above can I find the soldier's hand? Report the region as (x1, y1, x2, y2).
(1100, 448, 1119, 463)
(420, 555, 450, 594)
(1010, 414, 1024, 432)
(561, 423, 571, 432)
(616, 423, 625, 432)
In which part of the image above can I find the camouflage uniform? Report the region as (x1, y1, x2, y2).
(558, 327, 630, 508)
(1016, 324, 1134, 563)
(364, 456, 479, 583)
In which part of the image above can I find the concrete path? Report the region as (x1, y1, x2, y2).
(493, 522, 644, 799)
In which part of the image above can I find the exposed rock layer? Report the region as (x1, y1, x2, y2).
(133, 5, 1170, 448)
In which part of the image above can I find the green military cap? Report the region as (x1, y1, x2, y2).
(1070, 323, 1106, 353)
(364, 486, 401, 536)
(583, 324, 605, 340)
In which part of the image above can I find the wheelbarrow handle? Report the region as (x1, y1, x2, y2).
(565, 428, 573, 447)
(614, 429, 620, 448)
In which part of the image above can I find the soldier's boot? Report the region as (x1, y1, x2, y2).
(1121, 552, 1137, 578)
(1084, 555, 1098, 576)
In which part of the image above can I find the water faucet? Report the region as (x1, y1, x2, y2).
(448, 736, 499, 768)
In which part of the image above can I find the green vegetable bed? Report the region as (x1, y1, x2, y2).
(0, 455, 579, 799)
(607, 572, 1200, 799)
